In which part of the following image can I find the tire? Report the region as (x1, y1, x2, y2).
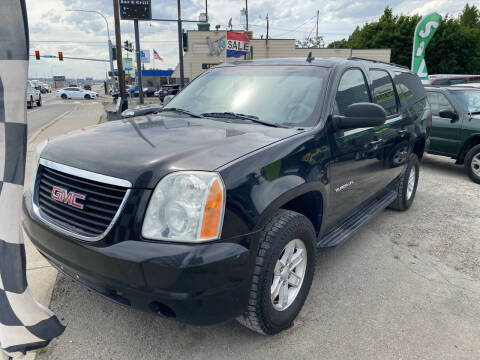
(84, 94, 91, 100)
(61, 94, 67, 100)
(464, 144, 480, 184)
(389, 153, 420, 211)
(236, 209, 316, 335)
(27, 96, 33, 109)
(36, 95, 42, 107)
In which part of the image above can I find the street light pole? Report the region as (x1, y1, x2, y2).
(177, 0, 185, 88)
(66, 9, 115, 92)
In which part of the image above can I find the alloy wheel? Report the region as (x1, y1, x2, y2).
(271, 238, 307, 311)
(472, 153, 480, 177)
(406, 166, 416, 200)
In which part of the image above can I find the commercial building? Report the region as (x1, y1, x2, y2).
(172, 28, 391, 81)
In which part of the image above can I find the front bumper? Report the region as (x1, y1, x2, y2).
(23, 194, 255, 325)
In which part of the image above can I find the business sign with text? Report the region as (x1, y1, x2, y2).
(119, 0, 152, 20)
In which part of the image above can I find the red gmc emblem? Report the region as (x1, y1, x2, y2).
(51, 186, 86, 210)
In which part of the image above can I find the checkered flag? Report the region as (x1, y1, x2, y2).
(1, 1, 64, 358)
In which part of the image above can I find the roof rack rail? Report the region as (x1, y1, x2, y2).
(347, 56, 410, 70)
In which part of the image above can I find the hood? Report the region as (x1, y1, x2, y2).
(41, 114, 298, 188)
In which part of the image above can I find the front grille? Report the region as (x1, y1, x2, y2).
(35, 164, 129, 239)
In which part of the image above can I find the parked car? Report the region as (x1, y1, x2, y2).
(121, 104, 163, 118)
(157, 84, 180, 102)
(26, 80, 41, 108)
(24, 58, 429, 335)
(56, 87, 98, 100)
(425, 86, 480, 183)
(429, 74, 480, 86)
(83, 84, 92, 91)
(41, 83, 52, 93)
(133, 87, 157, 97)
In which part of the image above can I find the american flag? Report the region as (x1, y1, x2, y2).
(153, 50, 163, 61)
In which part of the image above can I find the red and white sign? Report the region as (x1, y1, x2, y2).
(226, 31, 250, 58)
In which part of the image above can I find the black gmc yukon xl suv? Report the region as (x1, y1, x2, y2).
(23, 57, 429, 335)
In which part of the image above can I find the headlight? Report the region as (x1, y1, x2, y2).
(142, 171, 225, 243)
(121, 109, 135, 118)
(29, 139, 48, 195)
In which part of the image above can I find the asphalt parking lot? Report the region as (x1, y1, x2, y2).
(40, 153, 480, 360)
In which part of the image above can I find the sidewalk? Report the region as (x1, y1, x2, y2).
(23, 102, 105, 358)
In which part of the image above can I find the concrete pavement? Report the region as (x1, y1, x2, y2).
(35, 153, 480, 360)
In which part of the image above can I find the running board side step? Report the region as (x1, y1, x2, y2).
(317, 190, 397, 248)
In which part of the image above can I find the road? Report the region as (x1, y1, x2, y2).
(27, 90, 106, 136)
(40, 153, 480, 360)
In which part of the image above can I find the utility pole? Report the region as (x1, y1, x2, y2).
(316, 10, 319, 39)
(245, 0, 249, 31)
(134, 20, 144, 104)
(113, 0, 127, 109)
(205, 0, 208, 21)
(266, 14, 269, 48)
(177, 0, 185, 88)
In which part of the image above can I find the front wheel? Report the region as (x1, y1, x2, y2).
(389, 153, 419, 211)
(36, 95, 42, 107)
(61, 94, 67, 100)
(27, 96, 33, 109)
(236, 209, 316, 335)
(84, 94, 91, 100)
(465, 144, 480, 184)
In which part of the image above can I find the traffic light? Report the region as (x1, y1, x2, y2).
(124, 41, 128, 50)
(183, 31, 188, 52)
(58, 51, 63, 61)
(111, 46, 117, 61)
(35, 50, 40, 60)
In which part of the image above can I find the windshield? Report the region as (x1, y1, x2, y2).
(166, 65, 328, 127)
(450, 90, 480, 113)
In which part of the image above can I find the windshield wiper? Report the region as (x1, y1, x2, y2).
(201, 112, 287, 128)
(161, 107, 203, 118)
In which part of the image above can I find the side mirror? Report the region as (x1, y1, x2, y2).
(333, 103, 386, 130)
(438, 109, 458, 121)
(163, 94, 175, 105)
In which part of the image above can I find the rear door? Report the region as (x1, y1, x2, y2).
(367, 68, 407, 189)
(426, 91, 462, 155)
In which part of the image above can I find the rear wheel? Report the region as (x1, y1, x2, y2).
(464, 144, 480, 184)
(236, 209, 316, 335)
(389, 153, 419, 211)
(61, 94, 67, 100)
(27, 96, 33, 109)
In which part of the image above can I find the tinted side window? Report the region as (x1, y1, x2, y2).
(394, 71, 425, 108)
(432, 79, 450, 85)
(370, 69, 398, 115)
(450, 78, 466, 85)
(426, 92, 439, 115)
(335, 68, 370, 116)
(427, 92, 453, 116)
(470, 77, 480, 83)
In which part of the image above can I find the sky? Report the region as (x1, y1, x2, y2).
(26, 0, 469, 80)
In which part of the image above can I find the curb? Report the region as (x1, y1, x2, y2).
(28, 106, 77, 145)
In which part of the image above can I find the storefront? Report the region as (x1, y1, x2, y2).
(172, 28, 391, 81)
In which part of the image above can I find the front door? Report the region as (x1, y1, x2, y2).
(327, 67, 386, 226)
(427, 91, 462, 156)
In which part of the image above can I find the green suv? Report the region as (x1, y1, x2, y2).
(425, 86, 480, 183)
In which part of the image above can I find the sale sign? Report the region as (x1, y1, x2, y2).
(226, 31, 250, 58)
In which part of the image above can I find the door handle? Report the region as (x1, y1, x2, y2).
(369, 139, 383, 146)
(398, 129, 407, 134)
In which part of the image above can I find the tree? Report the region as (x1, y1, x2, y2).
(324, 4, 480, 74)
(296, 36, 324, 48)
